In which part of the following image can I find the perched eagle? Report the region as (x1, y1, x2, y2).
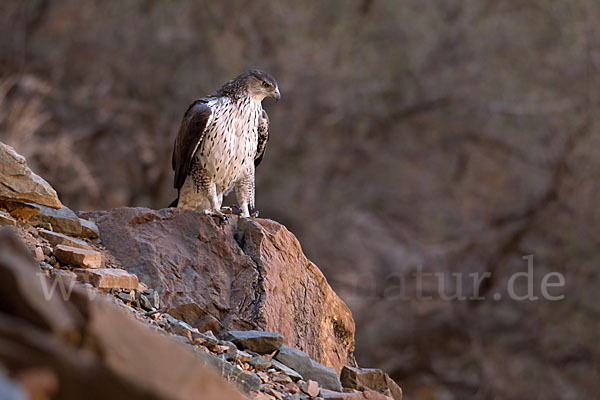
(171, 70, 280, 219)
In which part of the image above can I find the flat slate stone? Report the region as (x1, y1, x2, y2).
(248, 355, 272, 370)
(28, 204, 82, 236)
(38, 229, 92, 250)
(75, 268, 138, 290)
(54, 244, 101, 268)
(79, 218, 99, 239)
(222, 330, 284, 354)
(275, 345, 342, 391)
(271, 359, 303, 381)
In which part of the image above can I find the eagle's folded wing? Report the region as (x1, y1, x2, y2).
(172, 100, 213, 190)
(255, 109, 269, 167)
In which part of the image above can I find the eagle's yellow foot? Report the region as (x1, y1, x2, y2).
(220, 206, 234, 215)
(251, 210, 259, 218)
(221, 206, 245, 216)
(202, 209, 228, 221)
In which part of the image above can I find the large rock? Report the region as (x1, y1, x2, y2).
(86, 207, 355, 373)
(0, 226, 244, 400)
(0, 143, 61, 209)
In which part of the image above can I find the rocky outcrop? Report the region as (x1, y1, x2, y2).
(0, 142, 402, 400)
(83, 207, 356, 373)
(0, 143, 61, 209)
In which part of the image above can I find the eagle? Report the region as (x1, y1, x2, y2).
(170, 70, 280, 219)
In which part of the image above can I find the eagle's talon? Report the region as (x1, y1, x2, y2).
(232, 206, 243, 216)
(251, 210, 259, 218)
(202, 209, 228, 221)
(220, 206, 233, 215)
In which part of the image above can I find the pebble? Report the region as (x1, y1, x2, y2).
(300, 380, 320, 397)
(249, 355, 272, 370)
(271, 360, 303, 381)
(34, 246, 45, 262)
(227, 349, 253, 362)
(191, 332, 220, 349)
(273, 374, 293, 384)
(117, 291, 134, 303)
(138, 294, 155, 311)
(142, 289, 160, 309)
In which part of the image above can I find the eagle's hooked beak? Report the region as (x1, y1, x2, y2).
(272, 88, 280, 102)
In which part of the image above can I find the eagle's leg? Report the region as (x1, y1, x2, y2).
(200, 180, 228, 221)
(234, 173, 255, 218)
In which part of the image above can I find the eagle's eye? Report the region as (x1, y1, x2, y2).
(261, 81, 271, 89)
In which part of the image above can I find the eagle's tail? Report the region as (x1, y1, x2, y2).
(168, 192, 179, 208)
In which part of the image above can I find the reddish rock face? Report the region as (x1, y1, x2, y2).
(88, 207, 356, 373)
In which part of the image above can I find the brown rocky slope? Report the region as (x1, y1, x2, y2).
(0, 142, 402, 400)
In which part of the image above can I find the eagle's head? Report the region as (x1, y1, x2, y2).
(245, 69, 280, 102)
(219, 69, 280, 102)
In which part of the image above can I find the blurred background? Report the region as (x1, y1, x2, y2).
(1, 1, 599, 398)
